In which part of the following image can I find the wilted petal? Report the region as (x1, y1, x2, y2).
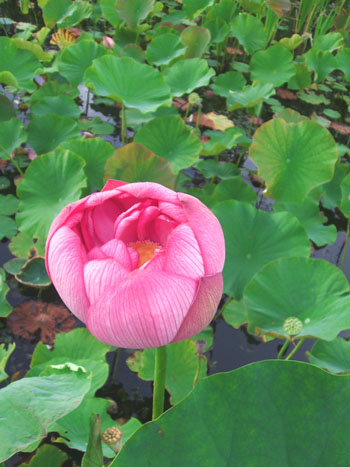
(171, 273, 223, 343)
(47, 226, 89, 322)
(178, 193, 225, 275)
(84, 258, 129, 305)
(86, 270, 198, 348)
(164, 224, 204, 279)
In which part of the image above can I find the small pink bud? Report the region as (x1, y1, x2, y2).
(103, 36, 115, 49)
(28, 151, 37, 161)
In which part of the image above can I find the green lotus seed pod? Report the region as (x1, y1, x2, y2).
(283, 316, 303, 336)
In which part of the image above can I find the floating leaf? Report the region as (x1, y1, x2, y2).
(231, 13, 267, 54)
(16, 149, 87, 239)
(27, 114, 79, 155)
(0, 365, 91, 462)
(20, 444, 68, 467)
(105, 142, 175, 188)
(135, 116, 201, 172)
(0, 37, 40, 92)
(9, 232, 45, 258)
(15, 257, 51, 287)
(180, 26, 210, 58)
(3, 258, 27, 275)
(223, 299, 248, 329)
(211, 200, 310, 298)
(50, 398, 141, 458)
(211, 71, 246, 98)
(0, 269, 11, 318)
(115, 0, 154, 30)
(57, 39, 106, 86)
(245, 257, 350, 340)
(85, 56, 171, 113)
(28, 328, 112, 398)
(0, 118, 26, 160)
(113, 361, 350, 466)
(0, 215, 17, 241)
(0, 343, 15, 383)
(307, 338, 350, 374)
(0, 194, 19, 215)
(250, 45, 295, 87)
(61, 137, 115, 193)
(146, 33, 186, 66)
(249, 118, 338, 203)
(127, 339, 206, 404)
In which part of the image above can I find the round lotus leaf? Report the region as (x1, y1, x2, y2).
(0, 37, 40, 92)
(211, 71, 246, 98)
(84, 56, 171, 113)
(135, 116, 201, 172)
(16, 149, 87, 239)
(304, 49, 336, 82)
(249, 118, 338, 203)
(245, 257, 350, 341)
(15, 257, 50, 287)
(250, 45, 295, 87)
(211, 200, 310, 299)
(115, 0, 154, 30)
(31, 95, 81, 119)
(202, 18, 229, 43)
(104, 142, 175, 189)
(0, 118, 26, 160)
(146, 33, 186, 66)
(163, 58, 215, 97)
(57, 39, 106, 86)
(307, 337, 350, 374)
(180, 26, 211, 58)
(112, 360, 350, 466)
(231, 13, 267, 54)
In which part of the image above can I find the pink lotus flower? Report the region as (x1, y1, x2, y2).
(45, 181, 225, 349)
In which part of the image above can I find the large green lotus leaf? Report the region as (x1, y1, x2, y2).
(50, 398, 141, 458)
(28, 328, 113, 398)
(0, 95, 16, 121)
(115, 0, 154, 30)
(104, 142, 175, 189)
(202, 18, 229, 43)
(304, 49, 336, 82)
(61, 137, 115, 193)
(208, 0, 237, 22)
(183, 0, 213, 18)
(340, 174, 350, 217)
(249, 118, 338, 203)
(0, 269, 11, 318)
(127, 339, 207, 404)
(113, 360, 350, 466)
(57, 0, 92, 28)
(0, 343, 15, 383)
(313, 32, 343, 52)
(135, 116, 201, 172)
(163, 58, 215, 97)
(19, 444, 68, 467)
(307, 337, 350, 374)
(287, 63, 312, 90)
(245, 257, 350, 340)
(180, 26, 211, 58)
(31, 95, 81, 119)
(30, 81, 80, 104)
(27, 114, 79, 155)
(336, 48, 350, 82)
(16, 149, 86, 239)
(231, 13, 267, 54)
(0, 37, 40, 92)
(211, 200, 310, 299)
(146, 33, 186, 66)
(0, 364, 91, 462)
(250, 45, 295, 87)
(211, 71, 246, 98)
(274, 197, 337, 246)
(38, 0, 71, 27)
(0, 117, 26, 160)
(85, 56, 171, 113)
(227, 83, 275, 110)
(223, 299, 248, 329)
(57, 39, 106, 86)
(100, 0, 122, 27)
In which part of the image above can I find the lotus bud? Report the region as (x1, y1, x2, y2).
(188, 92, 202, 106)
(101, 427, 123, 453)
(103, 36, 115, 49)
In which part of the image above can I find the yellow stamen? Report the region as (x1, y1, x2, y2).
(128, 241, 161, 268)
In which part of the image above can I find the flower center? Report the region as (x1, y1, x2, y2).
(128, 241, 161, 268)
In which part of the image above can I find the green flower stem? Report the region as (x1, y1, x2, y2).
(121, 102, 126, 145)
(152, 345, 167, 420)
(277, 338, 290, 359)
(195, 105, 202, 132)
(285, 338, 305, 361)
(193, 356, 203, 388)
(111, 348, 121, 383)
(341, 217, 350, 271)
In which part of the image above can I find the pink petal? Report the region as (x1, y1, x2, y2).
(171, 273, 223, 343)
(117, 182, 180, 204)
(164, 224, 205, 279)
(158, 201, 187, 222)
(177, 193, 225, 275)
(84, 258, 129, 305)
(137, 206, 160, 241)
(114, 209, 140, 243)
(47, 226, 90, 322)
(102, 179, 129, 192)
(86, 270, 198, 348)
(127, 247, 139, 269)
(101, 239, 133, 269)
(92, 200, 122, 244)
(87, 246, 106, 261)
(153, 215, 177, 245)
